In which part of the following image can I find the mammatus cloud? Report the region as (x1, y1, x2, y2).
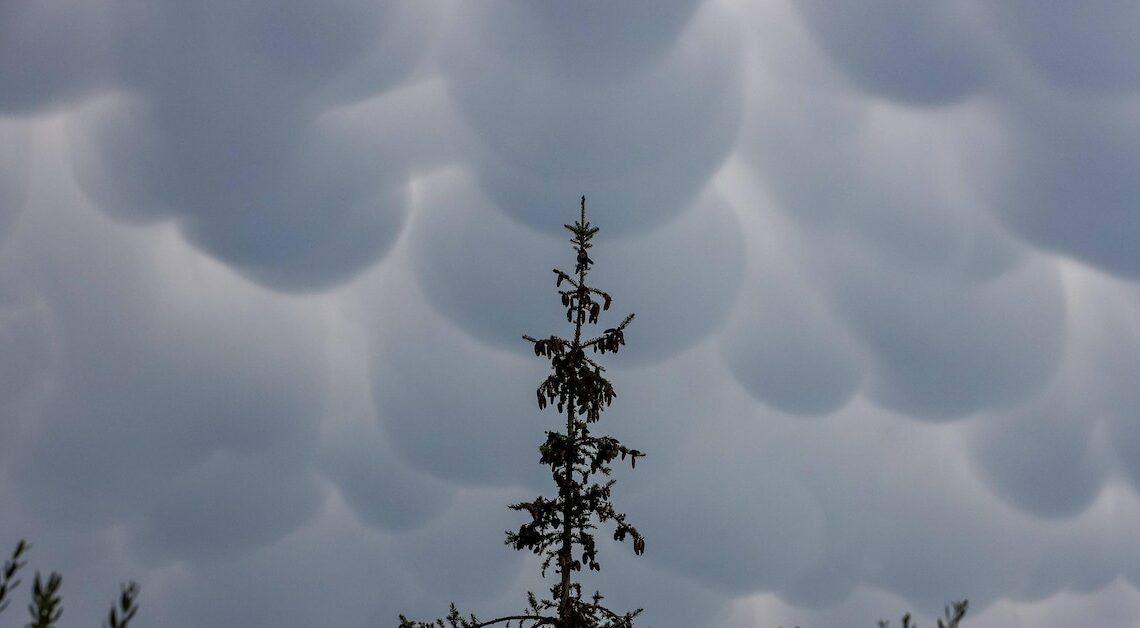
(0, 1, 112, 113)
(793, 0, 991, 106)
(963, 93, 1140, 282)
(366, 253, 549, 490)
(68, 88, 412, 290)
(821, 249, 1065, 420)
(3, 1, 1140, 626)
(740, 3, 1067, 421)
(3, 132, 328, 566)
(717, 184, 867, 419)
(29, 0, 447, 291)
(443, 0, 744, 236)
(0, 119, 30, 243)
(987, 3, 1140, 95)
(409, 171, 746, 365)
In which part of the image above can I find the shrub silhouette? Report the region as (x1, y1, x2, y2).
(876, 600, 968, 628)
(0, 539, 139, 628)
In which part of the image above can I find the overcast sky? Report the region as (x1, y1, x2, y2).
(2, 1, 1140, 626)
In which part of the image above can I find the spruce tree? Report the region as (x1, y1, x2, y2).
(400, 197, 642, 628)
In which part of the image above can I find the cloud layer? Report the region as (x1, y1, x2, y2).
(3, 1, 1140, 627)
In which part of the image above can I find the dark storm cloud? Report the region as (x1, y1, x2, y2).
(563, 534, 731, 627)
(0, 119, 30, 243)
(987, 2, 1140, 95)
(0, 273, 49, 409)
(969, 398, 1108, 519)
(6, 1, 1140, 626)
(741, 4, 1019, 278)
(460, 1, 703, 83)
(632, 453, 827, 595)
(58, 0, 442, 291)
(442, 0, 743, 236)
(596, 357, 1132, 616)
(962, 268, 1137, 519)
(793, 0, 991, 106)
(409, 171, 745, 365)
(133, 448, 326, 562)
(149, 503, 402, 628)
(0, 0, 111, 113)
(581, 353, 832, 599)
(391, 489, 529, 601)
(319, 414, 455, 532)
(741, 5, 1067, 420)
(3, 151, 328, 566)
(964, 93, 1140, 281)
(746, 401, 1125, 613)
(720, 217, 864, 416)
(366, 253, 550, 490)
(788, 0, 1140, 285)
(1080, 282, 1140, 496)
(820, 248, 1065, 420)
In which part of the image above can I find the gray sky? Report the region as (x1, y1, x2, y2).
(2, 1, 1139, 626)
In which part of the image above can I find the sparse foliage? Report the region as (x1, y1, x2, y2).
(400, 197, 642, 628)
(0, 539, 28, 616)
(775, 599, 968, 628)
(397, 198, 969, 628)
(27, 571, 63, 628)
(104, 581, 141, 628)
(877, 600, 968, 628)
(0, 539, 139, 628)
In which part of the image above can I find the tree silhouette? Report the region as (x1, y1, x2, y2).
(0, 539, 139, 628)
(396, 197, 969, 628)
(400, 197, 642, 628)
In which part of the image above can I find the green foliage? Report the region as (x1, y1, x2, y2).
(0, 539, 139, 628)
(401, 197, 642, 628)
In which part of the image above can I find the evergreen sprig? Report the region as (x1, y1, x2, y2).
(105, 581, 141, 628)
(0, 539, 28, 616)
(0, 539, 139, 628)
(876, 600, 969, 628)
(27, 571, 63, 628)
